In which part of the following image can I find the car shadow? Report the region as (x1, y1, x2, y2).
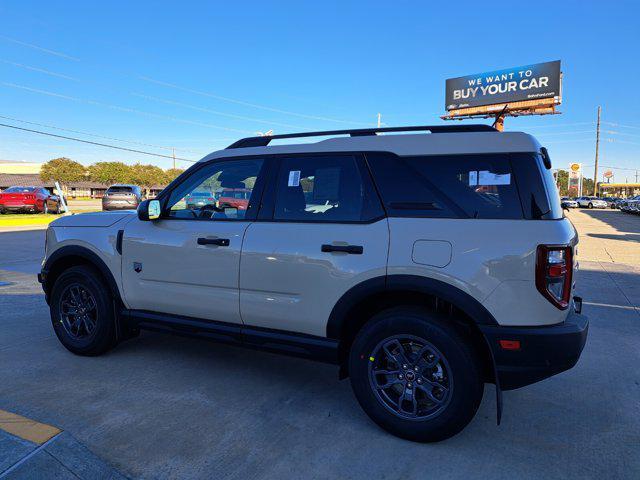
(587, 232, 640, 242)
(574, 208, 640, 232)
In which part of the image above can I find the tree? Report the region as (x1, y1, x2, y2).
(556, 170, 569, 196)
(40, 157, 86, 186)
(88, 162, 132, 185)
(129, 163, 166, 193)
(582, 177, 595, 195)
(164, 168, 185, 184)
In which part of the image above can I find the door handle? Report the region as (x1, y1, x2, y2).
(197, 237, 230, 246)
(321, 244, 363, 254)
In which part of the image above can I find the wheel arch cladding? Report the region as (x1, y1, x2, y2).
(43, 246, 121, 305)
(327, 275, 498, 383)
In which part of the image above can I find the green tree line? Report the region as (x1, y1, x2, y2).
(40, 157, 185, 191)
(554, 170, 595, 196)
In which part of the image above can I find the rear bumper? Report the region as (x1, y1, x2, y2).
(102, 202, 138, 210)
(0, 203, 38, 212)
(479, 306, 588, 390)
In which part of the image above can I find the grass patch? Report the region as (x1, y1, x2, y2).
(0, 210, 102, 227)
(0, 213, 58, 227)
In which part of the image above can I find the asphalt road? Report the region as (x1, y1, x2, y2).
(0, 210, 639, 479)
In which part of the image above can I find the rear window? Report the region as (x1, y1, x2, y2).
(366, 153, 523, 219)
(107, 186, 134, 194)
(5, 186, 36, 193)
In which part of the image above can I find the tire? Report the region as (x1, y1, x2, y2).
(588, 203, 593, 209)
(349, 307, 483, 442)
(49, 265, 118, 356)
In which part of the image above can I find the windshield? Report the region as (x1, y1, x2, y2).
(4, 186, 36, 193)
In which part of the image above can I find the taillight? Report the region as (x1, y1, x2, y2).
(536, 245, 573, 309)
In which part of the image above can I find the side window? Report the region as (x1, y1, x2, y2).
(367, 152, 523, 219)
(273, 155, 383, 222)
(165, 159, 264, 220)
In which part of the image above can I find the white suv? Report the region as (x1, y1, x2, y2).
(39, 125, 588, 442)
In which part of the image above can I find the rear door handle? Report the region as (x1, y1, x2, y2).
(321, 244, 363, 254)
(197, 237, 230, 246)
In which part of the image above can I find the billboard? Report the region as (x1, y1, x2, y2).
(445, 61, 561, 111)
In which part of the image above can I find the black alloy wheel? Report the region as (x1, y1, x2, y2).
(58, 284, 98, 340)
(369, 335, 453, 420)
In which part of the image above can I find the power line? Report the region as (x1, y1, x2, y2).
(0, 59, 80, 81)
(138, 76, 371, 126)
(131, 92, 303, 130)
(1, 82, 255, 134)
(604, 129, 640, 139)
(533, 130, 595, 137)
(0, 114, 201, 153)
(602, 121, 640, 130)
(0, 35, 80, 61)
(0, 122, 198, 163)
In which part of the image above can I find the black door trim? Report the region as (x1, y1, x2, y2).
(124, 309, 339, 364)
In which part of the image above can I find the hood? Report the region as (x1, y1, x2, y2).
(51, 211, 135, 228)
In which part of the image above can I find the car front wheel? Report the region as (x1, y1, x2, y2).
(349, 307, 483, 442)
(50, 265, 117, 356)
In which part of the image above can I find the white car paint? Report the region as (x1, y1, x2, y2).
(42, 129, 576, 336)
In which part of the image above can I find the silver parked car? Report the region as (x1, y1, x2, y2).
(576, 196, 607, 208)
(560, 197, 578, 208)
(102, 184, 144, 211)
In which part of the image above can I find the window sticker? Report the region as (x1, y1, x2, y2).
(288, 170, 301, 187)
(468, 171, 478, 186)
(478, 170, 511, 186)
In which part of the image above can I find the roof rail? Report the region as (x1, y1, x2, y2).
(226, 124, 496, 149)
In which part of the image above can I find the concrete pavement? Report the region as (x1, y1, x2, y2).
(0, 210, 639, 479)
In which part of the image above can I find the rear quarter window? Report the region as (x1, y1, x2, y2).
(366, 152, 523, 219)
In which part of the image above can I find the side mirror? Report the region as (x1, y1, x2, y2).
(137, 199, 161, 221)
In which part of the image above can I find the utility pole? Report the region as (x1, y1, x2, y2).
(593, 106, 601, 196)
(377, 113, 382, 128)
(172, 148, 176, 170)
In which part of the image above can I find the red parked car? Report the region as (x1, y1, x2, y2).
(0, 186, 64, 214)
(217, 188, 251, 210)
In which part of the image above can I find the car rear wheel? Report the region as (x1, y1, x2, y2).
(50, 265, 117, 356)
(588, 202, 593, 208)
(349, 307, 483, 442)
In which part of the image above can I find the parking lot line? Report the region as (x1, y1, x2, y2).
(0, 409, 61, 445)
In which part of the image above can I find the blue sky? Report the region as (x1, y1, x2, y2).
(1, 0, 639, 181)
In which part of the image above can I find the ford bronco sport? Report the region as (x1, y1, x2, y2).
(39, 125, 588, 442)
